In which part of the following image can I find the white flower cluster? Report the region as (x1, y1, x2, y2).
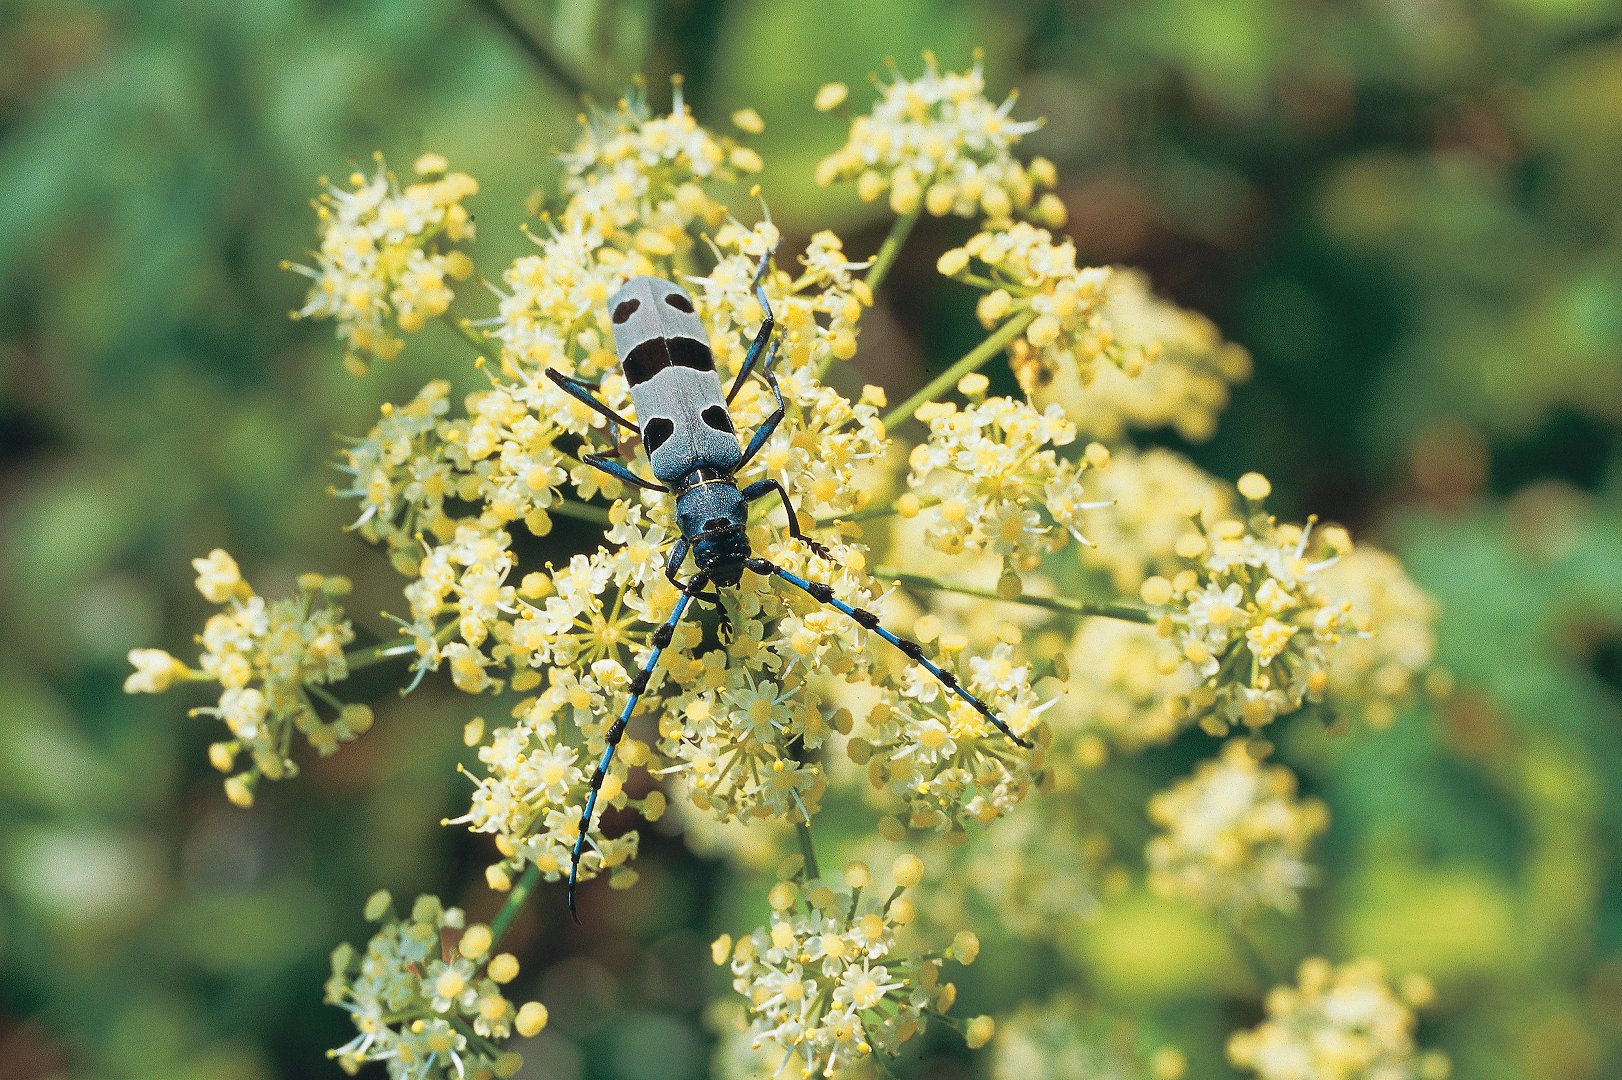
(816, 53, 1059, 224)
(714, 858, 985, 1079)
(907, 396, 1110, 573)
(1141, 483, 1358, 734)
(286, 154, 477, 374)
(126, 549, 366, 806)
(326, 893, 548, 1080)
(1146, 740, 1329, 917)
(1229, 959, 1450, 1080)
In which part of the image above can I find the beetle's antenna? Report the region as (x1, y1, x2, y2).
(744, 557, 1034, 749)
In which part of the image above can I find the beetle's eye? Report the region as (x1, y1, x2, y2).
(701, 405, 734, 433)
(664, 292, 694, 313)
(613, 298, 640, 323)
(642, 417, 674, 453)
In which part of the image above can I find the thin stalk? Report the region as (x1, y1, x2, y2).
(814, 495, 940, 527)
(875, 565, 1154, 624)
(880, 308, 1036, 429)
(795, 819, 822, 882)
(464, 0, 599, 100)
(1224, 918, 1280, 990)
(550, 499, 614, 528)
(345, 639, 421, 672)
(440, 313, 497, 366)
(490, 864, 544, 946)
(864, 208, 922, 295)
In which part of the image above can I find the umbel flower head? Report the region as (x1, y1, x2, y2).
(906, 395, 1111, 574)
(1141, 474, 1358, 734)
(815, 51, 1061, 224)
(1146, 740, 1328, 917)
(125, 549, 368, 806)
(1229, 958, 1450, 1080)
(285, 153, 477, 374)
(713, 856, 989, 1079)
(326, 892, 549, 1080)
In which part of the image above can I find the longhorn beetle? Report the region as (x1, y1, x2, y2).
(546, 246, 1033, 917)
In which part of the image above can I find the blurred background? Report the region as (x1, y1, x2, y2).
(1, 1, 1619, 1078)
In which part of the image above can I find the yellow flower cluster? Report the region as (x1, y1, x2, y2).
(1142, 479, 1357, 734)
(1019, 269, 1252, 442)
(992, 994, 1186, 1080)
(1319, 547, 1441, 729)
(816, 53, 1061, 224)
(1146, 740, 1329, 917)
(713, 857, 986, 1079)
(1079, 447, 1237, 593)
(326, 892, 548, 1080)
(939, 222, 1115, 380)
(1056, 619, 1197, 754)
(1229, 959, 1450, 1080)
(557, 82, 760, 246)
(906, 396, 1110, 573)
(126, 549, 366, 806)
(286, 154, 477, 374)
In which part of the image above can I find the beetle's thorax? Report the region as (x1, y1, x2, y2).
(673, 470, 750, 588)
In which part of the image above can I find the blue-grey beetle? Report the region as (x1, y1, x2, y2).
(546, 248, 1031, 917)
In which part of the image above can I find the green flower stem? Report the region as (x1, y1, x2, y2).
(874, 565, 1155, 624)
(880, 308, 1037, 430)
(440, 312, 497, 365)
(816, 209, 925, 381)
(1224, 918, 1281, 991)
(550, 499, 614, 528)
(795, 820, 822, 882)
(344, 639, 422, 672)
(864, 207, 922, 295)
(814, 495, 941, 527)
(464, 0, 601, 101)
(490, 864, 544, 946)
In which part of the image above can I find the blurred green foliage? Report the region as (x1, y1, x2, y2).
(1, 1, 1617, 1078)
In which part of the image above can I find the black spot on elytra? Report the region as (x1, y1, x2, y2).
(702, 405, 734, 433)
(643, 417, 674, 452)
(613, 298, 641, 323)
(665, 292, 694, 313)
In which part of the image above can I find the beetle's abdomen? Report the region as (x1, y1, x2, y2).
(608, 276, 742, 484)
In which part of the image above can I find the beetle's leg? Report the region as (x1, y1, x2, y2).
(741, 478, 830, 561)
(547, 368, 639, 434)
(737, 339, 785, 469)
(569, 580, 705, 919)
(726, 243, 779, 405)
(582, 452, 667, 493)
(745, 557, 1034, 750)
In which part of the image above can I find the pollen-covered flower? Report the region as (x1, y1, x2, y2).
(1017, 269, 1251, 442)
(556, 82, 759, 249)
(1318, 547, 1441, 729)
(326, 892, 546, 1080)
(816, 52, 1059, 224)
(1229, 958, 1450, 1080)
(125, 551, 365, 805)
(1141, 483, 1357, 734)
(715, 859, 976, 1078)
(1146, 740, 1328, 917)
(853, 638, 1048, 833)
(286, 153, 477, 374)
(993, 994, 1186, 1080)
(938, 222, 1116, 381)
(906, 396, 1110, 573)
